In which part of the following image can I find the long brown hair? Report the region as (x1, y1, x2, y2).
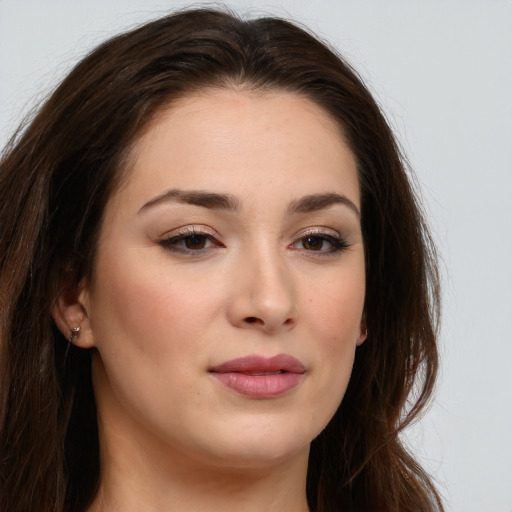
(0, 8, 442, 512)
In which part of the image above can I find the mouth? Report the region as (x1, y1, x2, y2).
(209, 354, 306, 399)
(240, 371, 285, 376)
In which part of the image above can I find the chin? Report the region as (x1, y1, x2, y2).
(208, 440, 309, 471)
(184, 415, 320, 471)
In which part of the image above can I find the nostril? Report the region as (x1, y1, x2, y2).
(245, 316, 262, 324)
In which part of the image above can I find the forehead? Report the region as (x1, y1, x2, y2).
(116, 88, 360, 212)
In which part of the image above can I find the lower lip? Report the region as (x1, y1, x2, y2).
(210, 372, 303, 398)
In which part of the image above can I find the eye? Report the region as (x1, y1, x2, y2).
(301, 235, 328, 251)
(180, 234, 210, 250)
(159, 228, 223, 254)
(291, 231, 349, 255)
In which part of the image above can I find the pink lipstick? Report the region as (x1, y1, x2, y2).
(209, 354, 305, 398)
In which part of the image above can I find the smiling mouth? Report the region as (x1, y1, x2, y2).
(209, 354, 305, 398)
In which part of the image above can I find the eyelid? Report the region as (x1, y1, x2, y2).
(159, 224, 220, 240)
(158, 224, 226, 257)
(293, 226, 342, 239)
(289, 226, 350, 255)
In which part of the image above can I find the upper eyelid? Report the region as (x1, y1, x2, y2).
(160, 224, 220, 239)
(293, 226, 342, 239)
(159, 230, 222, 253)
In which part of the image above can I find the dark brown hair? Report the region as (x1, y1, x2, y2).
(0, 8, 442, 512)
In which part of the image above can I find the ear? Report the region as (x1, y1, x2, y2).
(356, 317, 367, 346)
(51, 277, 95, 348)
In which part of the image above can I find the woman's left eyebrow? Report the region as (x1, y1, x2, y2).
(288, 193, 360, 218)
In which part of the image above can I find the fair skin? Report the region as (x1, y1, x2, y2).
(54, 89, 366, 512)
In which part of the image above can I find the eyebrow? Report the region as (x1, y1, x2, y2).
(139, 189, 240, 213)
(288, 193, 360, 217)
(138, 189, 359, 218)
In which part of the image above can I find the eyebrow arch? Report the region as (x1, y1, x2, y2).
(139, 188, 240, 213)
(288, 193, 360, 217)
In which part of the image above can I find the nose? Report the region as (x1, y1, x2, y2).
(226, 247, 298, 334)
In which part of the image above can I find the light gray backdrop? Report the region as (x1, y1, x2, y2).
(1, 1, 511, 511)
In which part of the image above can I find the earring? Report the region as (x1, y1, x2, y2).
(69, 326, 81, 344)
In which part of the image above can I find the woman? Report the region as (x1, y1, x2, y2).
(0, 7, 442, 512)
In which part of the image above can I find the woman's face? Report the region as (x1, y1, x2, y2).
(80, 89, 366, 470)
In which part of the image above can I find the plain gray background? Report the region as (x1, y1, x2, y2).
(1, 1, 511, 510)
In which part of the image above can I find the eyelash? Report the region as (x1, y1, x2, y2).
(159, 227, 349, 257)
(159, 227, 222, 255)
(290, 231, 349, 256)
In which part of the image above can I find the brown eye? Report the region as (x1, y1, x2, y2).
(160, 230, 222, 254)
(290, 232, 348, 255)
(184, 235, 207, 249)
(302, 236, 324, 251)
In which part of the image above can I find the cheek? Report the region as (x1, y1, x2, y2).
(86, 251, 224, 429)
(305, 265, 365, 344)
(89, 250, 220, 358)
(300, 265, 365, 418)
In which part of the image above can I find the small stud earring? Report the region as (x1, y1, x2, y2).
(69, 326, 81, 344)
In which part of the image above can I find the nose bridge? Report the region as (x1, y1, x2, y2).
(231, 236, 297, 331)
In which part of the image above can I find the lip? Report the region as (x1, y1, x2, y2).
(209, 354, 306, 399)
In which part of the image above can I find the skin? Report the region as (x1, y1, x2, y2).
(54, 89, 366, 512)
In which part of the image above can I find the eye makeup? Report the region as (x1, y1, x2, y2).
(159, 225, 224, 255)
(158, 224, 350, 259)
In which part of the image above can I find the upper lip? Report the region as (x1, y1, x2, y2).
(209, 354, 306, 374)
